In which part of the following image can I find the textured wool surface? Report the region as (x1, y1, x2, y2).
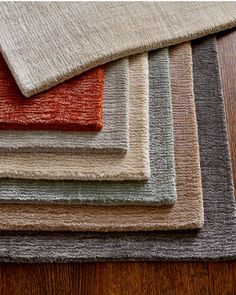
(0, 45, 204, 231)
(0, 54, 150, 181)
(1, 2, 236, 97)
(0, 58, 129, 154)
(0, 36, 234, 262)
(0, 55, 104, 131)
(0, 49, 176, 205)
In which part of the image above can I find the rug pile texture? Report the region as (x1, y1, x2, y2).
(0, 55, 104, 131)
(0, 3, 235, 262)
(1, 2, 236, 96)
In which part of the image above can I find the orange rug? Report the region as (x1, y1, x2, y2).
(0, 56, 104, 131)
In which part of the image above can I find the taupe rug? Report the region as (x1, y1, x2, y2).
(0, 49, 176, 205)
(0, 44, 203, 232)
(1, 2, 236, 96)
(0, 54, 150, 181)
(0, 36, 234, 262)
(0, 59, 129, 154)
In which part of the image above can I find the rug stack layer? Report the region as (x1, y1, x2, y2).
(0, 2, 235, 262)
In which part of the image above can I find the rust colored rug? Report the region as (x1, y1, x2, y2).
(0, 55, 104, 131)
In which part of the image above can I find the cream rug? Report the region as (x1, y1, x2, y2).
(0, 54, 150, 181)
(0, 2, 236, 96)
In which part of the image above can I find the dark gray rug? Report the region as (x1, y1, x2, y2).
(0, 36, 235, 262)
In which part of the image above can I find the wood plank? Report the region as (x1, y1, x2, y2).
(1, 262, 236, 295)
(218, 29, 236, 195)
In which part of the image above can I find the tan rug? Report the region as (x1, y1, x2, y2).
(0, 43, 203, 231)
(0, 54, 150, 181)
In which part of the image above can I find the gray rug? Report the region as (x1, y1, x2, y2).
(1, 2, 236, 97)
(0, 49, 176, 205)
(0, 36, 234, 262)
(0, 59, 129, 154)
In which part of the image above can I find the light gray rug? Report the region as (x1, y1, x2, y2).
(0, 49, 176, 205)
(0, 58, 129, 154)
(1, 2, 236, 96)
(0, 36, 234, 262)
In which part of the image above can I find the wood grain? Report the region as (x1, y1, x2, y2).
(218, 29, 236, 195)
(0, 262, 236, 295)
(0, 29, 235, 295)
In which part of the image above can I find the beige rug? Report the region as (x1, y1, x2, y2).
(0, 2, 236, 97)
(0, 54, 150, 181)
(0, 43, 203, 231)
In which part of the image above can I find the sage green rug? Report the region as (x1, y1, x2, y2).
(0, 49, 176, 205)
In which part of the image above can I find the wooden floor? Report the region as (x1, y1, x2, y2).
(0, 29, 235, 295)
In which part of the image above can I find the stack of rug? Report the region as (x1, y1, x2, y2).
(0, 2, 235, 262)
